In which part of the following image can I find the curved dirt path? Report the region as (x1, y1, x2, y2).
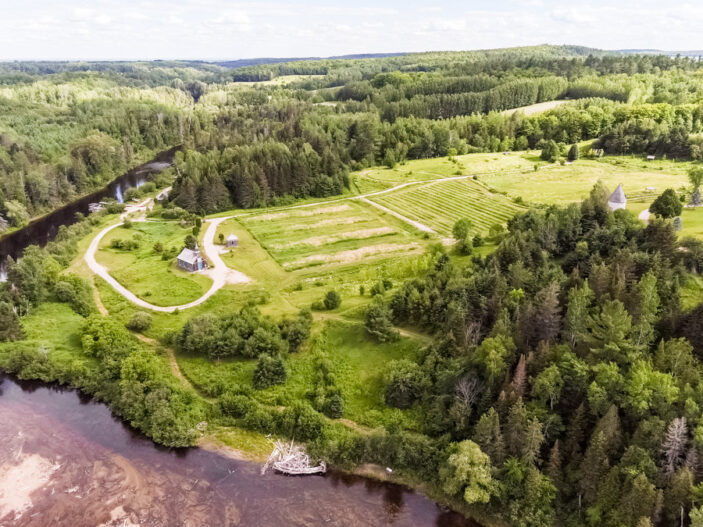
(84, 214, 250, 313)
(639, 208, 651, 224)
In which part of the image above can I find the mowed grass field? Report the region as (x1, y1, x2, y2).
(369, 178, 527, 236)
(479, 156, 692, 204)
(96, 221, 212, 306)
(350, 152, 537, 194)
(238, 200, 426, 271)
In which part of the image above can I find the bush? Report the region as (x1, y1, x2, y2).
(0, 301, 23, 342)
(365, 300, 400, 342)
(127, 312, 152, 332)
(278, 403, 326, 441)
(106, 202, 126, 214)
(124, 188, 141, 201)
(456, 237, 473, 256)
(122, 218, 133, 229)
(253, 353, 287, 389)
(568, 143, 579, 161)
(540, 140, 560, 162)
(650, 188, 683, 218)
(242, 405, 276, 432)
(323, 290, 341, 310)
(220, 392, 254, 418)
(384, 359, 430, 409)
(54, 274, 95, 317)
(370, 281, 386, 296)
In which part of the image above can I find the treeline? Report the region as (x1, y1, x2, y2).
(168, 97, 703, 214)
(361, 184, 703, 526)
(339, 76, 569, 121)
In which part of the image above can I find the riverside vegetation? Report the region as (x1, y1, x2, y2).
(3, 46, 703, 527)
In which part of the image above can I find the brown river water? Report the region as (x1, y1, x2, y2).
(0, 375, 479, 527)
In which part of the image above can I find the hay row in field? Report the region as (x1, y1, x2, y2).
(287, 216, 369, 231)
(271, 227, 395, 249)
(371, 179, 525, 236)
(283, 242, 422, 270)
(248, 204, 352, 222)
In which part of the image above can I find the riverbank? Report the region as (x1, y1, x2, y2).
(0, 374, 480, 527)
(0, 146, 180, 263)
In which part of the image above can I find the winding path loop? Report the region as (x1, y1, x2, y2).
(84, 209, 250, 313)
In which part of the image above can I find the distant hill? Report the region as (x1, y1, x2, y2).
(214, 53, 407, 69)
(618, 49, 703, 57)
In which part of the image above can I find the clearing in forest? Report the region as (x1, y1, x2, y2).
(369, 178, 527, 236)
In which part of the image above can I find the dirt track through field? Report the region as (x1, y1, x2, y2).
(84, 202, 249, 312)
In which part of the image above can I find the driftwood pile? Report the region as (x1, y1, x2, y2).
(261, 439, 326, 476)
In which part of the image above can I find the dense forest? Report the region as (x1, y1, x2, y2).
(5, 45, 703, 227)
(3, 46, 703, 527)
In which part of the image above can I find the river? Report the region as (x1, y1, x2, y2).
(0, 376, 478, 526)
(0, 147, 178, 277)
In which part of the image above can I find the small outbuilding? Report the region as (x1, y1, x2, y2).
(646, 155, 656, 161)
(608, 184, 627, 211)
(177, 246, 207, 272)
(226, 234, 239, 248)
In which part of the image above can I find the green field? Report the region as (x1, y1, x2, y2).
(96, 221, 213, 306)
(175, 320, 423, 429)
(480, 156, 691, 204)
(350, 152, 537, 194)
(238, 200, 427, 271)
(370, 178, 527, 236)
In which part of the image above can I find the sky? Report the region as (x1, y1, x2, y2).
(1, 0, 702, 61)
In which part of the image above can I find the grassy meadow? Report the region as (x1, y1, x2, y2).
(95, 221, 213, 306)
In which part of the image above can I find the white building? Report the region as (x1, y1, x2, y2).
(226, 234, 239, 247)
(608, 184, 627, 211)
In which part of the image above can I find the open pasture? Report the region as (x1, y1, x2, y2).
(95, 221, 212, 306)
(350, 152, 537, 194)
(369, 177, 527, 236)
(238, 200, 426, 271)
(480, 156, 691, 204)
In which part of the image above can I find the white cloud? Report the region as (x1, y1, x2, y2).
(3, 0, 703, 60)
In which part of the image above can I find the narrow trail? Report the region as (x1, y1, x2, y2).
(134, 334, 189, 386)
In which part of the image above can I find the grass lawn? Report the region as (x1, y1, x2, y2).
(173, 320, 424, 430)
(267, 321, 424, 429)
(95, 221, 212, 306)
(215, 217, 288, 284)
